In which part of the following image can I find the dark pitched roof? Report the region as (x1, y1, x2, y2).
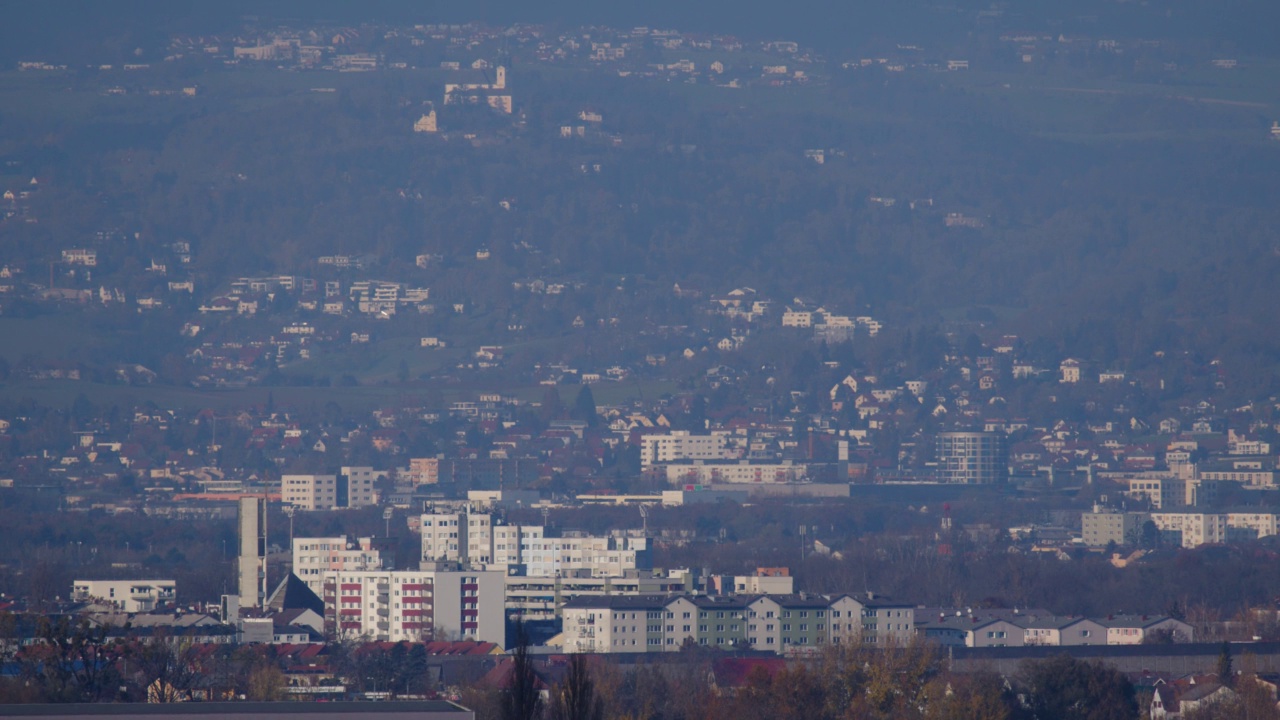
(560, 595, 673, 610)
(266, 573, 324, 615)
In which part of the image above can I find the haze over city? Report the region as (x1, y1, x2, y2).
(1, 1, 1280, 718)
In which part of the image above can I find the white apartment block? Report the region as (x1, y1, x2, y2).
(1226, 512, 1280, 540)
(420, 510, 495, 564)
(72, 579, 175, 612)
(639, 431, 734, 467)
(1149, 513, 1229, 548)
(340, 466, 382, 508)
(1125, 475, 1216, 509)
(663, 461, 807, 485)
(283, 474, 338, 511)
(782, 311, 813, 327)
(1081, 509, 1148, 547)
(292, 536, 386, 596)
(523, 534, 650, 578)
(1082, 510, 1279, 547)
(322, 569, 505, 644)
(1199, 469, 1276, 489)
(62, 248, 97, 266)
(421, 510, 650, 578)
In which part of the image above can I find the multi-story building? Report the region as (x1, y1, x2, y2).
(292, 536, 390, 596)
(322, 568, 505, 644)
(340, 466, 382, 508)
(409, 457, 441, 485)
(522, 534, 651, 578)
(662, 461, 807, 485)
(848, 593, 918, 646)
(1125, 475, 1182, 509)
(284, 471, 382, 511)
(283, 474, 338, 511)
(559, 592, 911, 655)
(1226, 511, 1280, 540)
(935, 432, 1008, 484)
(745, 595, 833, 651)
(1199, 468, 1277, 489)
(421, 509, 497, 565)
(1098, 615, 1194, 644)
(923, 612, 1191, 647)
(1081, 509, 1277, 547)
(1149, 512, 1229, 547)
(1081, 508, 1149, 547)
(921, 616, 1026, 648)
(561, 595, 677, 653)
(640, 431, 735, 467)
(408, 457, 539, 489)
(72, 579, 175, 612)
(504, 570, 693, 623)
(62, 248, 97, 266)
(420, 510, 651, 578)
(1023, 617, 1107, 646)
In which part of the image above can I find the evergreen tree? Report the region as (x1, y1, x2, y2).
(501, 620, 542, 720)
(1216, 642, 1234, 688)
(547, 655, 603, 720)
(571, 385, 598, 427)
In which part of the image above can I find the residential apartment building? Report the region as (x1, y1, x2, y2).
(745, 595, 834, 651)
(559, 592, 911, 655)
(1099, 615, 1194, 644)
(921, 616, 1026, 648)
(420, 510, 652, 578)
(505, 570, 694, 623)
(322, 568, 505, 644)
(1081, 508, 1149, 547)
(639, 431, 734, 467)
(1199, 468, 1277, 489)
(1124, 474, 1217, 509)
(851, 593, 918, 645)
(921, 612, 1191, 647)
(1023, 617, 1107, 646)
(1226, 511, 1280, 540)
(72, 579, 176, 612)
(62, 248, 97, 266)
(292, 536, 389, 596)
(661, 460, 807, 485)
(282, 474, 337, 511)
(522, 534, 651, 578)
(420, 509, 495, 564)
(340, 466, 382, 508)
(408, 457, 539, 488)
(1081, 509, 1278, 548)
(1149, 512, 1229, 547)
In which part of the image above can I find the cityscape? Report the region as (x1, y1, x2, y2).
(3, 1, 1280, 718)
